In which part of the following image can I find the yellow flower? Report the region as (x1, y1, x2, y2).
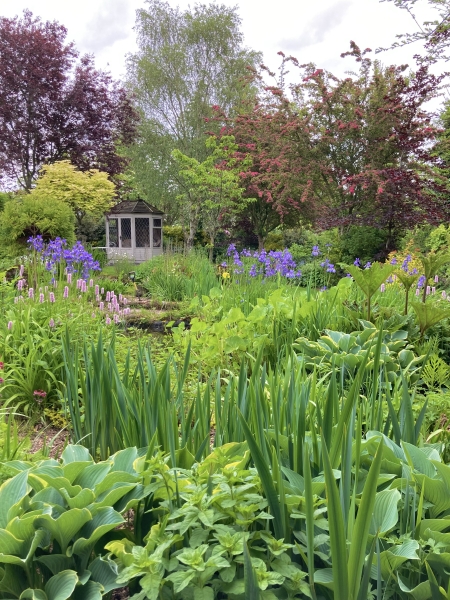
(222, 271, 230, 279)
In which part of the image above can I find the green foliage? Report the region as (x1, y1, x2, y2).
(127, 0, 260, 242)
(135, 252, 217, 301)
(0, 195, 75, 249)
(341, 226, 389, 264)
(345, 261, 396, 320)
(295, 321, 424, 383)
(0, 445, 152, 599)
(411, 301, 450, 337)
(31, 161, 116, 232)
(172, 136, 252, 255)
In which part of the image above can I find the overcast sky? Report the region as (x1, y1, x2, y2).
(0, 0, 443, 86)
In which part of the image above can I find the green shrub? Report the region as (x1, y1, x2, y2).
(341, 225, 389, 263)
(0, 195, 75, 250)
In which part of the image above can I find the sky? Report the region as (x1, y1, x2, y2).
(0, 0, 444, 89)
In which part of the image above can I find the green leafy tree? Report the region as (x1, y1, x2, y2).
(172, 136, 251, 257)
(126, 0, 260, 246)
(0, 194, 75, 251)
(30, 160, 116, 235)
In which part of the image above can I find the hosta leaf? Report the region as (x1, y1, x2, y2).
(402, 442, 436, 479)
(20, 590, 47, 599)
(398, 576, 432, 600)
(35, 555, 75, 576)
(91, 483, 136, 511)
(88, 555, 121, 593)
(61, 445, 92, 464)
(28, 473, 81, 497)
(94, 472, 138, 496)
(70, 507, 124, 556)
(0, 471, 28, 529)
(60, 488, 95, 510)
(62, 463, 93, 484)
(110, 447, 138, 473)
(44, 570, 78, 600)
(414, 474, 450, 517)
(35, 509, 92, 553)
(370, 489, 400, 535)
(74, 463, 111, 489)
(72, 580, 104, 600)
(0, 529, 27, 557)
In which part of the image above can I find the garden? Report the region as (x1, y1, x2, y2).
(2, 1, 450, 598)
(1, 230, 450, 600)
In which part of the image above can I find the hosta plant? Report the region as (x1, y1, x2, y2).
(294, 320, 424, 383)
(0, 445, 152, 599)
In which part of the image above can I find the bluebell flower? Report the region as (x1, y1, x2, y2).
(354, 258, 361, 267)
(311, 245, 320, 257)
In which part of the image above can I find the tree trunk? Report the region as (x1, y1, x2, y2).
(257, 234, 265, 251)
(186, 219, 197, 250)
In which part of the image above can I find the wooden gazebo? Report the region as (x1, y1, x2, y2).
(105, 200, 164, 263)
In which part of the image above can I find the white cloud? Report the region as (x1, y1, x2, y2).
(278, 0, 352, 52)
(79, 0, 134, 54)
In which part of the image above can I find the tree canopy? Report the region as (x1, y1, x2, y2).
(30, 161, 116, 233)
(126, 0, 260, 244)
(0, 10, 138, 191)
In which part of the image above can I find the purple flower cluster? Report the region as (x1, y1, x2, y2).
(226, 245, 302, 279)
(28, 236, 100, 280)
(320, 257, 336, 273)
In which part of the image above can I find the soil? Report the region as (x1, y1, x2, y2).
(28, 422, 69, 458)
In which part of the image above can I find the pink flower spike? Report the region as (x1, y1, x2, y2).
(96, 294, 101, 302)
(119, 294, 123, 302)
(99, 302, 104, 311)
(95, 285, 99, 295)
(415, 289, 420, 296)
(435, 275, 439, 283)
(28, 288, 34, 299)
(49, 318, 55, 328)
(19, 265, 24, 277)
(49, 292, 55, 303)
(442, 291, 447, 299)
(7, 321, 13, 330)
(113, 314, 120, 324)
(81, 280, 87, 293)
(105, 316, 111, 325)
(89, 279, 94, 287)
(67, 273, 72, 284)
(426, 286, 431, 296)
(432, 287, 436, 294)
(17, 279, 24, 290)
(101, 287, 104, 294)
(106, 291, 111, 302)
(380, 283, 385, 293)
(63, 286, 69, 299)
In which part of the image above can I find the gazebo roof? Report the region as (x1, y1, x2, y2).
(108, 200, 164, 215)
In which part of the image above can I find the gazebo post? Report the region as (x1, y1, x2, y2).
(105, 216, 110, 257)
